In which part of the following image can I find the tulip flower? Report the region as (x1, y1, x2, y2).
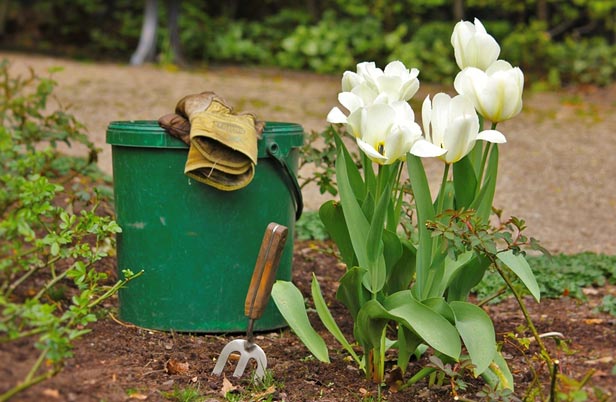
(341, 60, 420, 104)
(330, 100, 444, 165)
(421, 93, 506, 164)
(454, 60, 524, 123)
(451, 18, 500, 71)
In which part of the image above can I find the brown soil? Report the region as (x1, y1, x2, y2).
(1, 243, 615, 401)
(1, 52, 616, 401)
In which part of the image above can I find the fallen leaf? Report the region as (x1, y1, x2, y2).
(584, 318, 605, 325)
(584, 356, 613, 365)
(165, 359, 190, 375)
(128, 392, 148, 400)
(251, 385, 276, 400)
(221, 376, 238, 396)
(42, 389, 60, 398)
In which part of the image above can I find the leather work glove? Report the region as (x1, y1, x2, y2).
(158, 92, 264, 191)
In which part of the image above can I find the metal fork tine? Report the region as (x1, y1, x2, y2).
(212, 339, 267, 380)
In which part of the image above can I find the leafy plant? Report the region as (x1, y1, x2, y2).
(0, 59, 141, 401)
(272, 20, 551, 397)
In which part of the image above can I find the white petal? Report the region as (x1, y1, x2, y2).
(477, 129, 507, 143)
(357, 137, 388, 163)
(338, 91, 363, 113)
(326, 107, 348, 124)
(410, 139, 447, 158)
(421, 95, 432, 141)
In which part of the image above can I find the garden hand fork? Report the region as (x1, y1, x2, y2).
(212, 222, 288, 381)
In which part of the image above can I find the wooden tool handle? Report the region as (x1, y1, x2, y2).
(244, 223, 288, 320)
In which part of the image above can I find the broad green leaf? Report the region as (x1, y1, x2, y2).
(319, 200, 356, 268)
(336, 266, 369, 320)
(385, 238, 416, 295)
(311, 274, 360, 363)
(384, 290, 461, 360)
(397, 325, 421, 374)
(497, 250, 541, 302)
(354, 300, 391, 352)
(406, 154, 435, 299)
(491, 351, 515, 390)
(336, 149, 370, 270)
(421, 297, 455, 324)
(446, 253, 490, 302)
(335, 134, 365, 201)
(271, 281, 330, 362)
(450, 301, 496, 375)
(453, 155, 478, 209)
(362, 151, 377, 196)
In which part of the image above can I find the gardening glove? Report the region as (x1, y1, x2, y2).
(159, 92, 264, 191)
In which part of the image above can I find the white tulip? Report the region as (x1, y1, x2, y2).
(451, 18, 500, 71)
(421, 93, 506, 164)
(340, 60, 420, 103)
(454, 60, 524, 123)
(342, 101, 443, 165)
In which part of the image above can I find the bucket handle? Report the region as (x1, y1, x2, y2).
(266, 142, 303, 221)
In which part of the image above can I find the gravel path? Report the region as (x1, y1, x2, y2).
(4, 52, 616, 255)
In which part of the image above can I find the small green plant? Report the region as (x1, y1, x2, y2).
(160, 385, 205, 402)
(596, 295, 616, 316)
(295, 210, 329, 241)
(0, 59, 141, 401)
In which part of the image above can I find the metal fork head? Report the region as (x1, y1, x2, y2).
(212, 339, 267, 380)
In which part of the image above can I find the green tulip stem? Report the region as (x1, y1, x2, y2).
(477, 122, 498, 189)
(436, 163, 451, 216)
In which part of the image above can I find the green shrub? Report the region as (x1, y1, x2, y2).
(0, 60, 141, 401)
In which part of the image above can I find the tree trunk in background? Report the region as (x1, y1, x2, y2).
(453, 0, 464, 21)
(167, 0, 184, 65)
(0, 0, 9, 36)
(537, 0, 548, 22)
(130, 0, 158, 65)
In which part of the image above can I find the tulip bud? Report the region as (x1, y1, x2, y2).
(451, 18, 500, 71)
(454, 60, 524, 123)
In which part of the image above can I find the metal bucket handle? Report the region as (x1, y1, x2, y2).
(266, 141, 303, 221)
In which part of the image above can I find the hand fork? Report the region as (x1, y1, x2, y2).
(212, 222, 288, 381)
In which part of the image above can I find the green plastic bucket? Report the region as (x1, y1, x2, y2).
(106, 120, 303, 332)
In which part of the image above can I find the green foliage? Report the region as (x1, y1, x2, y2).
(388, 22, 458, 84)
(0, 60, 141, 400)
(160, 385, 204, 402)
(474, 253, 616, 302)
(295, 211, 329, 241)
(3, 1, 616, 85)
(277, 11, 385, 73)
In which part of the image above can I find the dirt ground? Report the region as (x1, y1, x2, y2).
(1, 52, 616, 401)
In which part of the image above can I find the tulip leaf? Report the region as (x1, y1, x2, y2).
(421, 297, 455, 324)
(406, 154, 435, 299)
(354, 300, 392, 353)
(446, 253, 490, 302)
(319, 200, 356, 268)
(311, 274, 360, 363)
(397, 325, 422, 373)
(497, 250, 541, 302)
(450, 301, 496, 375)
(336, 266, 370, 320)
(271, 281, 330, 363)
(453, 155, 478, 209)
(384, 290, 461, 360)
(334, 134, 365, 201)
(336, 148, 370, 270)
